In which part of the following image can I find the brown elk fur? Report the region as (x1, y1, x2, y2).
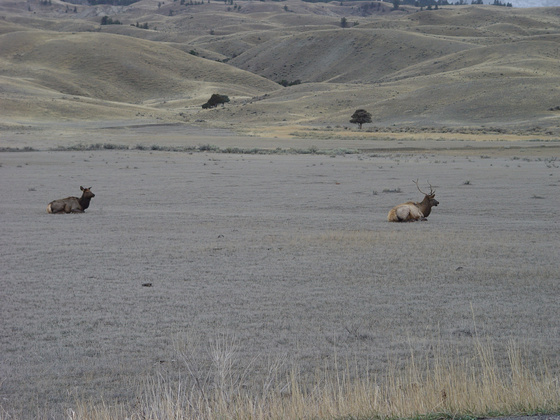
(47, 186, 95, 214)
(387, 181, 438, 222)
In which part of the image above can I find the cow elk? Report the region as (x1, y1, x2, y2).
(47, 186, 95, 214)
(387, 180, 438, 222)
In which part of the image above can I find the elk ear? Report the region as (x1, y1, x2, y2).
(80, 186, 85, 191)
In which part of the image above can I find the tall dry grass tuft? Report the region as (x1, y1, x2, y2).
(61, 338, 560, 420)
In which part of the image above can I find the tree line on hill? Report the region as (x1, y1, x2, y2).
(75, 0, 282, 4)
(63, 0, 513, 6)
(400, 0, 513, 5)
(305, 0, 512, 5)
(88, 0, 139, 5)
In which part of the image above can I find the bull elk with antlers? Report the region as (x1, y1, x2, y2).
(47, 186, 95, 214)
(387, 180, 438, 222)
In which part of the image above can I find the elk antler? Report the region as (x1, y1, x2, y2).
(427, 181, 435, 195)
(413, 179, 435, 196)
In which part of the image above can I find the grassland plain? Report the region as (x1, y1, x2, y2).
(1, 0, 560, 416)
(1, 143, 559, 418)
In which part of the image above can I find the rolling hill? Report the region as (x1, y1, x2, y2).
(0, 0, 559, 136)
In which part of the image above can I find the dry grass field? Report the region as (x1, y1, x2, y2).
(1, 144, 559, 418)
(1, 0, 560, 418)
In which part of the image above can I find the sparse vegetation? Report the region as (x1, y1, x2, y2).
(51, 143, 129, 151)
(0, 146, 37, 152)
(383, 187, 402, 193)
(61, 338, 560, 419)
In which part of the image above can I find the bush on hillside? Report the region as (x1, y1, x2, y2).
(202, 94, 230, 109)
(101, 16, 122, 25)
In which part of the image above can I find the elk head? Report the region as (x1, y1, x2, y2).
(413, 179, 438, 218)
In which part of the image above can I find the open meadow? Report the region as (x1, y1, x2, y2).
(1, 0, 560, 417)
(1, 134, 559, 418)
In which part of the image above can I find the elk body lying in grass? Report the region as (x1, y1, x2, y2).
(47, 186, 95, 214)
(387, 180, 438, 222)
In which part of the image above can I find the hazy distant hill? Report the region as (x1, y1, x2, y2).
(510, 0, 558, 7)
(0, 0, 559, 133)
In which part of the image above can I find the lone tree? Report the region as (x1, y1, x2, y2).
(202, 94, 230, 109)
(350, 109, 372, 129)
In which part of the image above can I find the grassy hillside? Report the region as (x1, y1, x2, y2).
(0, 0, 559, 134)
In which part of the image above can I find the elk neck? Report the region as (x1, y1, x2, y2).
(417, 195, 433, 217)
(79, 191, 94, 210)
(79, 195, 91, 210)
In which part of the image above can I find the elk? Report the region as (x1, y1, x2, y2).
(47, 186, 95, 214)
(387, 180, 438, 222)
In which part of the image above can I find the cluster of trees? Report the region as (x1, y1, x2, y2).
(340, 17, 360, 26)
(278, 79, 302, 87)
(179, 0, 207, 5)
(134, 21, 149, 29)
(305, 0, 513, 7)
(100, 16, 122, 25)
(164, 0, 207, 16)
(401, 0, 512, 5)
(358, 2, 387, 15)
(89, 0, 139, 5)
(491, 0, 513, 6)
(400, 0, 444, 5)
